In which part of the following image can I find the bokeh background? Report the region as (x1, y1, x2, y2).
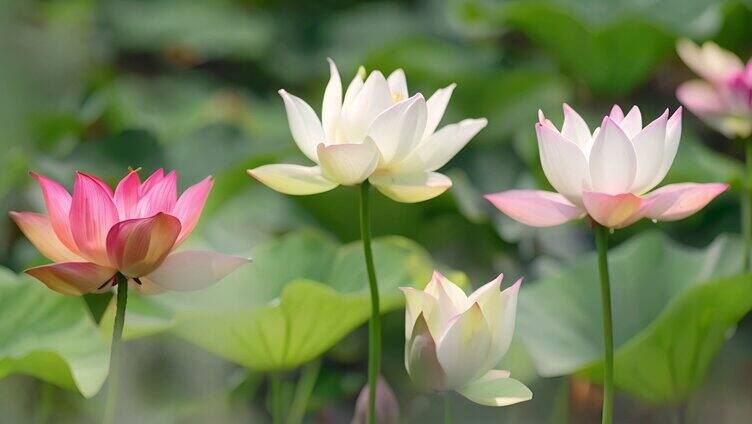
(2, 0, 752, 422)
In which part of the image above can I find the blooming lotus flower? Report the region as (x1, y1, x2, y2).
(10, 169, 249, 295)
(401, 272, 532, 407)
(248, 59, 487, 203)
(676, 39, 752, 138)
(484, 105, 729, 229)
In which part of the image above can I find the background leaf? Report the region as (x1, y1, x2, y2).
(0, 267, 109, 398)
(102, 231, 433, 371)
(517, 231, 749, 403)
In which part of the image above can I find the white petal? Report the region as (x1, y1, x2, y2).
(370, 171, 452, 203)
(458, 372, 532, 407)
(395, 118, 487, 173)
(588, 118, 637, 194)
(648, 108, 683, 189)
(619, 106, 643, 139)
(317, 141, 380, 185)
(278, 90, 326, 161)
(436, 303, 492, 389)
(400, 287, 440, 340)
(405, 313, 447, 391)
(343, 66, 366, 110)
(145, 251, 250, 292)
(537, 109, 556, 130)
(561, 103, 592, 153)
(424, 84, 456, 139)
(630, 110, 668, 193)
(470, 278, 521, 370)
(368, 95, 427, 166)
(322, 58, 342, 141)
(339, 71, 393, 142)
(425, 271, 468, 313)
(535, 123, 590, 203)
(387, 69, 408, 101)
(248, 164, 338, 195)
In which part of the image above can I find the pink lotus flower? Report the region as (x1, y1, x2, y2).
(10, 169, 249, 295)
(676, 39, 752, 138)
(484, 105, 728, 229)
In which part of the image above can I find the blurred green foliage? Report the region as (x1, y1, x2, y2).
(2, 0, 752, 422)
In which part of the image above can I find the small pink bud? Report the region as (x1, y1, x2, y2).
(351, 376, 400, 424)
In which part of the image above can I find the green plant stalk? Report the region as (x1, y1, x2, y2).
(269, 374, 284, 424)
(287, 360, 322, 424)
(743, 141, 752, 272)
(36, 382, 54, 424)
(360, 181, 381, 424)
(444, 392, 452, 424)
(593, 224, 614, 424)
(103, 273, 128, 424)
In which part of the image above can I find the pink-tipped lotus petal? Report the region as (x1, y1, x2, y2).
(172, 176, 213, 245)
(644, 183, 729, 221)
(134, 170, 177, 218)
(676, 80, 726, 115)
(484, 190, 585, 227)
(609, 105, 624, 122)
(106, 213, 181, 278)
(619, 106, 643, 139)
(70, 172, 120, 265)
(127, 277, 166, 295)
(144, 250, 250, 291)
(9, 212, 83, 263)
(114, 170, 141, 220)
(26, 262, 116, 295)
(582, 191, 649, 229)
(84, 173, 114, 197)
(139, 168, 164, 195)
(30, 172, 77, 252)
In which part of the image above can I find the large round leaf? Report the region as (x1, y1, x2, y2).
(102, 230, 433, 371)
(517, 231, 750, 403)
(0, 267, 109, 398)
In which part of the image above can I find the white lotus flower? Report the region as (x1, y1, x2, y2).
(248, 59, 487, 203)
(486, 104, 728, 229)
(401, 272, 532, 407)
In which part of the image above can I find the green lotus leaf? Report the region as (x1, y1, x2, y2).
(451, 0, 724, 95)
(517, 231, 750, 403)
(0, 267, 109, 398)
(102, 230, 433, 371)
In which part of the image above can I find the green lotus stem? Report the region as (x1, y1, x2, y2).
(103, 273, 128, 424)
(443, 392, 452, 424)
(36, 382, 54, 424)
(269, 373, 284, 424)
(359, 181, 381, 424)
(287, 360, 321, 424)
(743, 141, 752, 272)
(593, 224, 614, 424)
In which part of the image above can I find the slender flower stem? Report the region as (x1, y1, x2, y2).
(269, 373, 284, 424)
(103, 273, 128, 424)
(593, 223, 614, 424)
(443, 392, 452, 424)
(36, 382, 54, 424)
(743, 140, 752, 272)
(287, 360, 321, 424)
(359, 181, 381, 424)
